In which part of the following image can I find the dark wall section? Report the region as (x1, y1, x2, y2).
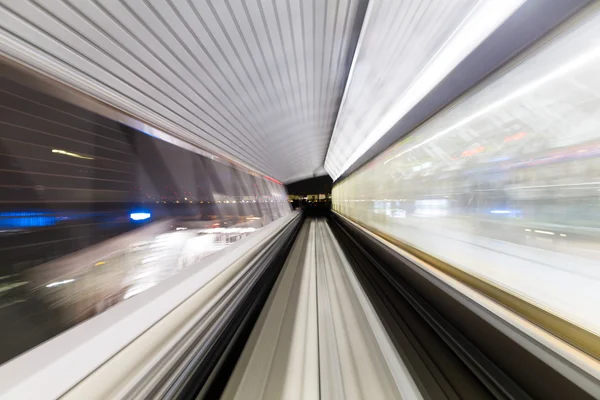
(0, 66, 287, 275)
(286, 175, 332, 196)
(286, 175, 332, 217)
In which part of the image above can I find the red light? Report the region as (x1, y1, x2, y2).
(264, 175, 283, 185)
(504, 132, 527, 142)
(461, 145, 486, 158)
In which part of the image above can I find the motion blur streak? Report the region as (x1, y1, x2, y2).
(52, 149, 94, 160)
(384, 40, 600, 165)
(325, 0, 526, 180)
(333, 7, 600, 336)
(0, 60, 291, 366)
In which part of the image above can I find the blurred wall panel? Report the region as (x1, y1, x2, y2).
(333, 6, 600, 336)
(0, 62, 290, 274)
(0, 61, 291, 364)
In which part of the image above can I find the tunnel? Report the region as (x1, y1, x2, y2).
(0, 1, 599, 399)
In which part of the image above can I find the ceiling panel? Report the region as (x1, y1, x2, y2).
(0, 0, 367, 183)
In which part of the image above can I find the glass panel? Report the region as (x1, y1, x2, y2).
(333, 10, 600, 336)
(0, 65, 287, 364)
(265, 180, 282, 220)
(253, 177, 276, 224)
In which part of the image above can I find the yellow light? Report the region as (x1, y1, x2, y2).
(52, 149, 94, 160)
(94, 261, 106, 266)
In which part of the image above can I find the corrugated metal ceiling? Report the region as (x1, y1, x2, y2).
(0, 0, 367, 183)
(0, 0, 537, 184)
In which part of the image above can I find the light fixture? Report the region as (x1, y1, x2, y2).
(130, 212, 151, 221)
(46, 279, 75, 288)
(52, 149, 94, 160)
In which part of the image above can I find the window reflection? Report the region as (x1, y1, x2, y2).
(0, 66, 291, 364)
(333, 10, 600, 336)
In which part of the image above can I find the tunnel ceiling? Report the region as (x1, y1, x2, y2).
(0, 1, 533, 183)
(0, 0, 367, 183)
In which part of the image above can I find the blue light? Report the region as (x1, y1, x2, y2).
(0, 211, 57, 228)
(130, 212, 151, 221)
(490, 209, 512, 214)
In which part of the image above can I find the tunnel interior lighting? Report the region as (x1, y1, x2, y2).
(52, 149, 94, 160)
(130, 212, 151, 221)
(0, 211, 58, 228)
(46, 279, 75, 288)
(325, 0, 526, 180)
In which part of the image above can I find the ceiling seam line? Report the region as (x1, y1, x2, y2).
(185, 0, 271, 141)
(205, 0, 274, 118)
(115, 0, 272, 162)
(255, 0, 294, 116)
(284, 0, 305, 122)
(222, 0, 279, 115)
(51, 0, 270, 163)
(165, 0, 274, 151)
(143, 0, 272, 160)
(240, 0, 291, 119)
(270, 0, 303, 128)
